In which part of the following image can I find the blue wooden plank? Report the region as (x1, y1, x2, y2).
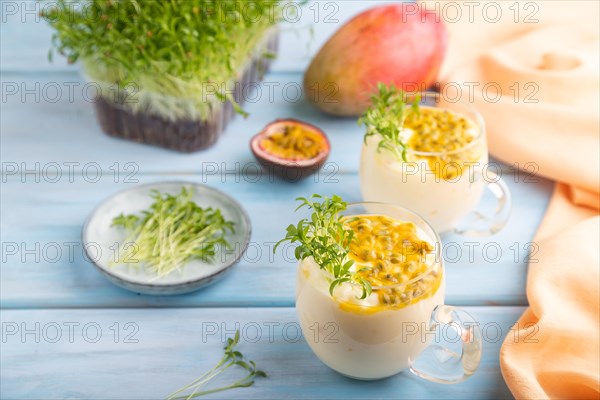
(1, 306, 520, 399)
(1, 173, 552, 309)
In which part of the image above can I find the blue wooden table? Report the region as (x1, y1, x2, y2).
(1, 2, 553, 399)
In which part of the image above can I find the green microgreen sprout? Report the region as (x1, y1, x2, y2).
(358, 83, 421, 162)
(40, 0, 285, 121)
(166, 330, 267, 399)
(274, 194, 372, 299)
(111, 187, 235, 279)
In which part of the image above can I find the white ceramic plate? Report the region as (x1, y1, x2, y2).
(82, 181, 251, 295)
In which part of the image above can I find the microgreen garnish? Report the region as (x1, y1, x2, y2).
(274, 195, 372, 299)
(358, 83, 421, 162)
(166, 330, 266, 399)
(111, 187, 234, 278)
(41, 1, 284, 121)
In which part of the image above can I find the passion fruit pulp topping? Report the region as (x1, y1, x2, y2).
(404, 107, 482, 180)
(260, 124, 328, 161)
(405, 107, 475, 153)
(340, 215, 442, 312)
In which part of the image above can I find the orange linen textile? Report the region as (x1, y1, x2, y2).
(427, 1, 600, 398)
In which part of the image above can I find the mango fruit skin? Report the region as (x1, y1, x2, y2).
(304, 4, 447, 116)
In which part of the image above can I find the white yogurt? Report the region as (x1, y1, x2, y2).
(296, 257, 444, 379)
(359, 133, 487, 234)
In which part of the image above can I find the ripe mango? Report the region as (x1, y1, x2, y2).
(304, 4, 447, 116)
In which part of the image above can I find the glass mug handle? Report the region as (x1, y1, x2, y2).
(454, 170, 512, 236)
(410, 305, 482, 384)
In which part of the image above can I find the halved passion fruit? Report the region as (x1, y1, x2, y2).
(250, 119, 330, 181)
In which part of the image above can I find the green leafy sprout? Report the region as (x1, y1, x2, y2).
(166, 330, 266, 399)
(111, 187, 235, 279)
(274, 194, 372, 299)
(40, 0, 289, 121)
(358, 83, 421, 162)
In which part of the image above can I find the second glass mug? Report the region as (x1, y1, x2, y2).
(360, 92, 511, 236)
(295, 202, 482, 382)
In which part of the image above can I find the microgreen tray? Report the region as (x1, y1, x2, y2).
(92, 30, 279, 153)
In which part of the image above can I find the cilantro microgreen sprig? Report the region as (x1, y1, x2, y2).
(111, 187, 235, 279)
(166, 330, 266, 399)
(358, 83, 421, 162)
(274, 194, 372, 299)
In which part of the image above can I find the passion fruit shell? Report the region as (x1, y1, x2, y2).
(250, 119, 330, 181)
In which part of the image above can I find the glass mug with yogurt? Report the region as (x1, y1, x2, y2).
(360, 92, 511, 236)
(295, 202, 482, 382)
